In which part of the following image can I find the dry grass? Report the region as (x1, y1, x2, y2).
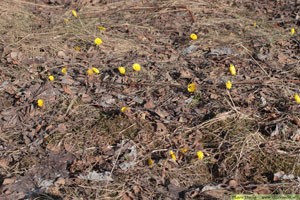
(1, 0, 300, 199)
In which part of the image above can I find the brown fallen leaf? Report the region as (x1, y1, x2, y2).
(180, 70, 192, 78)
(54, 177, 65, 186)
(3, 177, 16, 185)
(155, 122, 168, 135)
(253, 186, 271, 194)
(62, 85, 74, 96)
(123, 193, 132, 200)
(278, 53, 289, 64)
(0, 158, 9, 169)
(155, 108, 169, 118)
(273, 171, 285, 181)
(81, 93, 92, 103)
(168, 183, 186, 199)
(202, 189, 227, 199)
(229, 179, 238, 187)
(133, 185, 140, 195)
(293, 116, 300, 127)
(144, 100, 155, 109)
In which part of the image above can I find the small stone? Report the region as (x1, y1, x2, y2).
(10, 52, 18, 60)
(57, 51, 66, 59)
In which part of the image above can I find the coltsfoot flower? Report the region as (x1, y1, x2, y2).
(72, 10, 77, 17)
(229, 64, 236, 75)
(132, 63, 141, 71)
(49, 75, 54, 81)
(87, 69, 93, 75)
(148, 158, 153, 166)
(187, 83, 196, 92)
(118, 66, 126, 74)
(291, 28, 295, 35)
(180, 148, 188, 153)
(170, 151, 176, 161)
(226, 80, 232, 89)
(98, 26, 106, 31)
(61, 68, 67, 74)
(190, 33, 197, 40)
(37, 99, 44, 107)
(295, 94, 300, 103)
(121, 107, 127, 112)
(94, 38, 102, 46)
(197, 151, 204, 160)
(92, 67, 100, 74)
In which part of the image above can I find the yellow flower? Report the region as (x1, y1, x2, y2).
(72, 10, 77, 17)
(94, 38, 102, 46)
(170, 151, 176, 161)
(229, 64, 236, 75)
(87, 69, 94, 75)
(253, 21, 256, 27)
(92, 67, 100, 74)
(187, 83, 196, 92)
(226, 80, 232, 89)
(61, 68, 67, 74)
(295, 94, 300, 103)
(37, 99, 44, 107)
(180, 148, 188, 153)
(118, 66, 126, 74)
(190, 33, 197, 40)
(64, 18, 69, 23)
(148, 158, 153, 166)
(132, 63, 141, 71)
(197, 151, 204, 160)
(98, 26, 106, 31)
(75, 46, 79, 51)
(291, 28, 295, 35)
(49, 75, 54, 81)
(121, 107, 127, 112)
(232, 195, 245, 200)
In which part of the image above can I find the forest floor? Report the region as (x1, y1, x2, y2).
(1, 0, 300, 199)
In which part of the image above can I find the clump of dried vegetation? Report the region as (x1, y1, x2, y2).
(1, 0, 300, 199)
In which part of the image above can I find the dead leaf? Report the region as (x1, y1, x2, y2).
(0, 158, 9, 169)
(293, 116, 300, 127)
(62, 85, 74, 96)
(168, 183, 186, 199)
(253, 186, 271, 194)
(155, 122, 168, 135)
(133, 185, 140, 194)
(57, 123, 67, 134)
(144, 100, 155, 109)
(3, 177, 16, 185)
(229, 180, 238, 187)
(210, 93, 218, 99)
(54, 177, 65, 186)
(46, 143, 61, 152)
(155, 108, 169, 118)
(273, 171, 285, 181)
(81, 93, 92, 103)
(202, 189, 227, 199)
(123, 193, 132, 200)
(180, 70, 192, 78)
(278, 53, 289, 64)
